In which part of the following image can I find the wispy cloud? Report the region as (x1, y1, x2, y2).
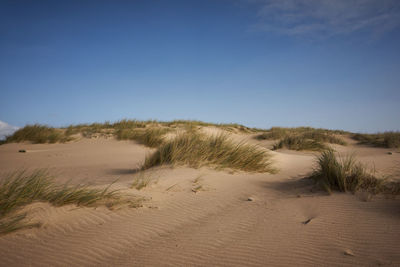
(0, 121, 19, 140)
(246, 0, 400, 37)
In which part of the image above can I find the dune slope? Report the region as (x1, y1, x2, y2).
(0, 137, 399, 266)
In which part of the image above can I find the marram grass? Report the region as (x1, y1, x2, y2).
(0, 213, 41, 235)
(0, 170, 141, 235)
(273, 135, 328, 151)
(309, 150, 383, 194)
(142, 132, 275, 173)
(116, 127, 169, 148)
(3, 119, 262, 145)
(256, 127, 346, 151)
(352, 131, 400, 148)
(6, 124, 72, 144)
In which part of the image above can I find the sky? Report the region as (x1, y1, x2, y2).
(1, 0, 400, 135)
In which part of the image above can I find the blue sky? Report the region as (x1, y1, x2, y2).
(1, 0, 400, 134)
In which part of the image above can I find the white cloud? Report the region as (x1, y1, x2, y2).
(0, 121, 19, 140)
(246, 0, 400, 37)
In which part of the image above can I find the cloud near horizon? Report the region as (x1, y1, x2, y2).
(0, 121, 19, 140)
(247, 0, 400, 37)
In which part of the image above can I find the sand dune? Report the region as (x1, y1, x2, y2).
(0, 133, 399, 266)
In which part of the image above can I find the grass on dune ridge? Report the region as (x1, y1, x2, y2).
(65, 119, 259, 136)
(116, 127, 170, 148)
(255, 127, 347, 151)
(352, 132, 400, 148)
(5, 124, 73, 144)
(255, 127, 348, 141)
(142, 131, 275, 173)
(0, 170, 141, 235)
(309, 149, 400, 194)
(272, 135, 328, 151)
(3, 120, 399, 151)
(2, 119, 259, 145)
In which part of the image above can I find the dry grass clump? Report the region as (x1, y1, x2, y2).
(301, 131, 346, 145)
(6, 124, 72, 144)
(255, 127, 288, 140)
(256, 127, 347, 139)
(218, 123, 258, 133)
(273, 136, 328, 151)
(352, 132, 400, 148)
(65, 120, 167, 142)
(0, 170, 140, 235)
(309, 150, 383, 193)
(5, 119, 263, 145)
(65, 122, 112, 138)
(64, 120, 154, 138)
(142, 132, 275, 173)
(116, 127, 169, 148)
(163, 120, 259, 133)
(67, 119, 257, 137)
(112, 119, 149, 129)
(255, 127, 346, 151)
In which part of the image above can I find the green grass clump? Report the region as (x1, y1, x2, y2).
(255, 127, 288, 140)
(309, 150, 383, 193)
(116, 127, 169, 148)
(142, 132, 275, 173)
(0, 170, 140, 235)
(301, 131, 346, 145)
(352, 132, 400, 148)
(256, 127, 346, 151)
(273, 136, 328, 151)
(6, 124, 71, 144)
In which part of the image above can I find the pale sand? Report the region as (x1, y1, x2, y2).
(0, 134, 399, 266)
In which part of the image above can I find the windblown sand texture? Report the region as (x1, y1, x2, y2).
(0, 127, 399, 266)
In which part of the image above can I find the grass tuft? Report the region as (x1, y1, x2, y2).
(309, 150, 383, 193)
(142, 132, 275, 173)
(255, 127, 288, 140)
(0, 170, 140, 234)
(0, 213, 41, 235)
(116, 127, 169, 148)
(6, 124, 72, 144)
(352, 132, 400, 148)
(273, 136, 327, 151)
(256, 127, 346, 151)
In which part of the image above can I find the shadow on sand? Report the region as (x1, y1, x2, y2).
(107, 168, 141, 175)
(257, 175, 326, 197)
